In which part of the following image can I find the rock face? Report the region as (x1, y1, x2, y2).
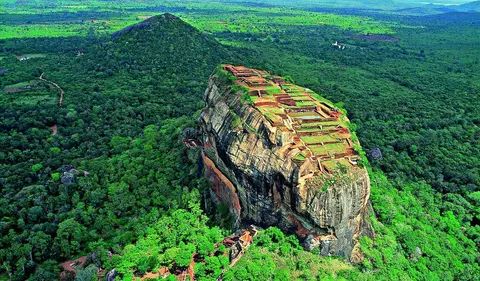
(199, 65, 374, 259)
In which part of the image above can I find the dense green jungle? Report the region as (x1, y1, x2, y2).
(0, 1, 479, 280)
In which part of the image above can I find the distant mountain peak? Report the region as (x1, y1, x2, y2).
(102, 10, 232, 83)
(457, 0, 480, 11)
(396, 0, 480, 15)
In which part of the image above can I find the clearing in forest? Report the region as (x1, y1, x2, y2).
(3, 80, 43, 93)
(16, 53, 47, 60)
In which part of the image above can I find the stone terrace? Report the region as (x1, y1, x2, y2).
(223, 64, 360, 174)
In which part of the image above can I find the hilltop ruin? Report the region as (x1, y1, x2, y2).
(199, 65, 373, 259)
(223, 64, 360, 173)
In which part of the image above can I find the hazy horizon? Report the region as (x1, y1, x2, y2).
(228, 0, 478, 9)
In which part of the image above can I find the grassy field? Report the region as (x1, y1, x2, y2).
(0, 0, 402, 40)
(1, 86, 57, 105)
(4, 81, 33, 93)
(4, 81, 30, 89)
(310, 142, 349, 155)
(183, 10, 396, 35)
(3, 79, 53, 98)
(0, 18, 140, 39)
(9, 95, 57, 106)
(301, 134, 341, 144)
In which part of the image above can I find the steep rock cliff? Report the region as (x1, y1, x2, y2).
(199, 65, 374, 259)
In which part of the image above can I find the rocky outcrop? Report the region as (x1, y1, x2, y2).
(199, 65, 374, 259)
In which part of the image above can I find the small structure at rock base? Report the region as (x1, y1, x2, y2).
(184, 138, 202, 148)
(224, 225, 258, 262)
(182, 127, 202, 149)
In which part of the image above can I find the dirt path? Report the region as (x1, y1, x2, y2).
(40, 72, 64, 106)
(40, 73, 64, 135)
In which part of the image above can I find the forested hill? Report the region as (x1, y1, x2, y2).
(84, 12, 235, 117)
(0, 13, 238, 280)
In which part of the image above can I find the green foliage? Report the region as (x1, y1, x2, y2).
(230, 111, 242, 128)
(0, 14, 234, 276)
(109, 135, 132, 152)
(216, 65, 237, 83)
(224, 227, 355, 280)
(359, 171, 480, 281)
(107, 205, 225, 279)
(74, 265, 97, 281)
(224, 173, 480, 280)
(283, 75, 295, 84)
(49, 147, 61, 153)
(240, 92, 253, 105)
(240, 91, 253, 105)
(1, 2, 480, 280)
(50, 172, 60, 181)
(54, 218, 87, 258)
(31, 163, 43, 173)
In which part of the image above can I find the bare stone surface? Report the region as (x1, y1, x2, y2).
(61, 172, 75, 185)
(368, 147, 383, 160)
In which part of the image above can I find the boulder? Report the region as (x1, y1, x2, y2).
(368, 147, 383, 160)
(61, 172, 75, 185)
(106, 269, 116, 281)
(60, 165, 75, 173)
